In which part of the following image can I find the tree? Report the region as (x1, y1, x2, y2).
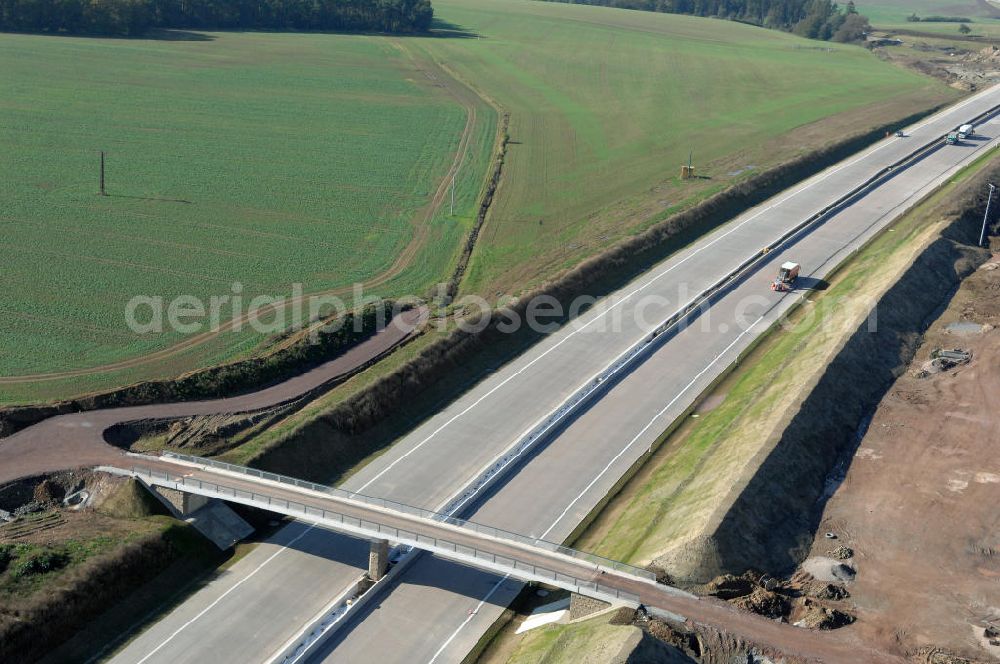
(833, 11, 869, 41)
(0, 0, 436, 35)
(959, 23, 971, 34)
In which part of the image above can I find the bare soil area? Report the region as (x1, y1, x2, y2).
(873, 34, 1000, 90)
(803, 253, 1000, 662)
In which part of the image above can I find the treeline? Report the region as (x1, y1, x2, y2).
(907, 14, 971, 22)
(0, 0, 434, 36)
(542, 0, 870, 42)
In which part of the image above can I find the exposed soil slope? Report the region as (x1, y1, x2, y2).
(803, 253, 1000, 661)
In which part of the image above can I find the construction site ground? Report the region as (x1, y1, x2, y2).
(872, 31, 1000, 91)
(803, 251, 1000, 662)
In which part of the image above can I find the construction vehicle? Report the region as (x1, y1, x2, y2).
(947, 131, 961, 145)
(959, 123, 975, 139)
(771, 261, 800, 292)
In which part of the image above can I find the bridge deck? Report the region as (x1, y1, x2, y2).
(122, 455, 661, 605)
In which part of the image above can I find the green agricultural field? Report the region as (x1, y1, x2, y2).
(420, 0, 956, 298)
(0, 31, 496, 400)
(863, 0, 1000, 35)
(1, 0, 955, 403)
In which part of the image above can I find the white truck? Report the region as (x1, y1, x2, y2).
(959, 123, 975, 139)
(771, 261, 800, 292)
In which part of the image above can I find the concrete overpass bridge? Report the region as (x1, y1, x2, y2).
(107, 452, 667, 608)
(102, 452, 901, 662)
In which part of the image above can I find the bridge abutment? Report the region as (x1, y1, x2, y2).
(151, 486, 210, 516)
(569, 592, 612, 620)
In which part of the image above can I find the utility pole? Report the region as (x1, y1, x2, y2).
(99, 150, 107, 196)
(980, 182, 995, 247)
(450, 176, 455, 216)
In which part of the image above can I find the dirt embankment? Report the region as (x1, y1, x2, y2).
(104, 401, 297, 457)
(249, 108, 950, 482)
(0, 472, 221, 664)
(800, 248, 1000, 655)
(624, 605, 819, 664)
(0, 303, 394, 438)
(663, 161, 999, 585)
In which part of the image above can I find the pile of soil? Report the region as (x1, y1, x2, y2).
(731, 587, 790, 619)
(698, 569, 854, 629)
(790, 599, 856, 630)
(701, 571, 755, 600)
(0, 470, 96, 517)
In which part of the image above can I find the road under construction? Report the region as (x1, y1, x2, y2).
(3, 85, 1000, 664)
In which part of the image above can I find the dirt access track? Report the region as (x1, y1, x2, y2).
(805, 254, 1000, 661)
(0, 309, 423, 485)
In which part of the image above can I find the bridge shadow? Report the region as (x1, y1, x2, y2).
(305, 552, 520, 659)
(268, 518, 521, 604)
(264, 520, 372, 569)
(255, 518, 520, 603)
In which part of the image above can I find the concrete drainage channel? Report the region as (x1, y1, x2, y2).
(266, 104, 1000, 664)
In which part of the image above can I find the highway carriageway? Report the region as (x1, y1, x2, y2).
(106, 84, 1000, 664)
(109, 454, 905, 664)
(307, 90, 1000, 664)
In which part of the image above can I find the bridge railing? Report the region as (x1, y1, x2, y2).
(156, 453, 655, 582)
(136, 464, 643, 603)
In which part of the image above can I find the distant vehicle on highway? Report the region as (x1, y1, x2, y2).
(771, 261, 800, 292)
(947, 131, 961, 145)
(959, 123, 975, 139)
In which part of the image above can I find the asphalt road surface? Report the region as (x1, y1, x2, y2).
(103, 85, 1000, 664)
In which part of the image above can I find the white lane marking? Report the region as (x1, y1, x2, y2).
(426, 573, 511, 664)
(355, 93, 989, 495)
(426, 316, 765, 663)
(134, 523, 317, 664)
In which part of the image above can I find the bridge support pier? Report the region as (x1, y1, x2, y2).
(569, 593, 612, 620)
(369, 539, 390, 581)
